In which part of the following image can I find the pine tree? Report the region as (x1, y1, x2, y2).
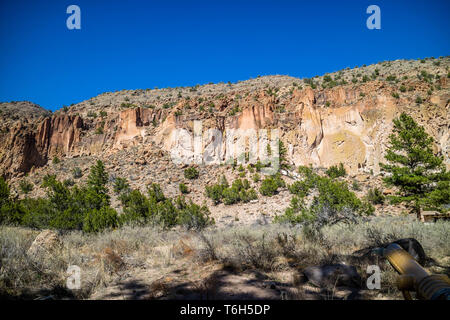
(278, 140, 290, 170)
(381, 113, 449, 217)
(86, 160, 110, 209)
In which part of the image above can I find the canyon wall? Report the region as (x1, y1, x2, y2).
(1, 78, 448, 178)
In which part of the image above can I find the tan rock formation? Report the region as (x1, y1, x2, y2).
(1, 58, 449, 178)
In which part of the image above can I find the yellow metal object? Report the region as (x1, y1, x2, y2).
(383, 243, 450, 300)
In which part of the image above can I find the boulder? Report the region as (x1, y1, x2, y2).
(27, 230, 62, 259)
(303, 264, 362, 289)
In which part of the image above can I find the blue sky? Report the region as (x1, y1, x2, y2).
(0, 0, 449, 111)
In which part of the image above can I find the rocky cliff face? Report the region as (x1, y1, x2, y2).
(1, 58, 449, 179)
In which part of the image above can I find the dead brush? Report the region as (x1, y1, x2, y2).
(276, 232, 298, 258)
(195, 232, 218, 262)
(365, 226, 400, 248)
(232, 233, 278, 272)
(108, 239, 132, 255)
(171, 239, 194, 258)
(275, 231, 330, 269)
(95, 247, 125, 274)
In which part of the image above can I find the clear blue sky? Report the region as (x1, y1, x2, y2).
(0, 0, 449, 111)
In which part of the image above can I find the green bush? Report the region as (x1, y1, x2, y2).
(83, 206, 119, 233)
(275, 175, 373, 227)
(63, 179, 75, 187)
(19, 198, 53, 228)
(367, 188, 385, 205)
(325, 163, 346, 178)
(52, 156, 60, 165)
(386, 75, 396, 82)
(352, 180, 361, 191)
(274, 196, 311, 225)
(242, 179, 250, 190)
(313, 177, 373, 216)
(381, 113, 449, 215)
(0, 177, 11, 207)
(260, 174, 285, 196)
(120, 189, 152, 224)
(147, 183, 166, 202)
(72, 167, 83, 179)
(86, 160, 110, 210)
(288, 166, 318, 198)
(184, 167, 199, 180)
(19, 180, 33, 195)
(206, 184, 226, 204)
(155, 199, 178, 229)
(176, 196, 214, 230)
(288, 180, 312, 198)
(0, 177, 20, 225)
(12, 161, 114, 232)
(1, 161, 212, 233)
(239, 188, 258, 203)
(205, 175, 229, 204)
(205, 177, 257, 205)
(113, 177, 130, 195)
(87, 111, 97, 118)
(222, 187, 240, 205)
(95, 126, 104, 134)
(179, 183, 189, 194)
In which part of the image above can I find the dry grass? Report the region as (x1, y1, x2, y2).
(1, 215, 448, 299)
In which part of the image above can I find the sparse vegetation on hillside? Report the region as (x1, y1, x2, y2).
(72, 167, 83, 179)
(366, 188, 385, 205)
(120, 185, 214, 230)
(179, 183, 189, 194)
(205, 176, 257, 205)
(184, 167, 199, 180)
(259, 173, 285, 196)
(19, 179, 33, 195)
(325, 163, 347, 179)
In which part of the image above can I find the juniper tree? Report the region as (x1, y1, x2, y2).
(381, 113, 449, 217)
